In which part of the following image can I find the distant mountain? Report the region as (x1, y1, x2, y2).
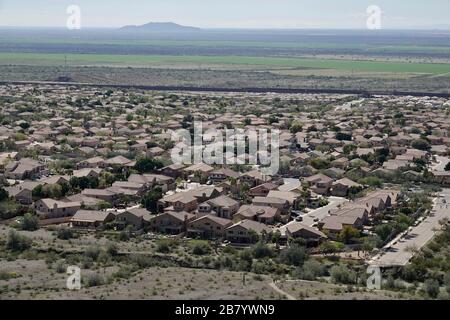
(120, 22, 201, 32)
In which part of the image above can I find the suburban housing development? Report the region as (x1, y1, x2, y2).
(0, 83, 449, 300)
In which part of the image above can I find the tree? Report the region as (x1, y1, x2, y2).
(375, 224, 395, 242)
(20, 213, 39, 231)
(411, 139, 431, 151)
(338, 226, 360, 244)
(0, 187, 8, 201)
(290, 121, 303, 134)
(319, 241, 344, 255)
(335, 132, 352, 141)
(141, 187, 163, 213)
(343, 144, 357, 155)
(134, 157, 163, 174)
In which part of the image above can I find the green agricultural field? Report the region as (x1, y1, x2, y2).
(1, 36, 450, 54)
(1, 52, 450, 75)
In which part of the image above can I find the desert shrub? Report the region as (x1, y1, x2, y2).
(189, 240, 211, 256)
(278, 245, 307, 267)
(251, 241, 274, 259)
(330, 265, 357, 284)
(85, 274, 104, 287)
(424, 279, 440, 298)
(57, 228, 74, 240)
(19, 213, 40, 231)
(84, 246, 101, 260)
(294, 259, 326, 280)
(6, 231, 32, 252)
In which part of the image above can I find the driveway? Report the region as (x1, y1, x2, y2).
(430, 156, 449, 172)
(371, 188, 450, 267)
(302, 196, 349, 227)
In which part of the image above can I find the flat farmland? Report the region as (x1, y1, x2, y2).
(2, 52, 450, 75)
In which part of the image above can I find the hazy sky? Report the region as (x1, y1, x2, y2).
(0, 0, 449, 29)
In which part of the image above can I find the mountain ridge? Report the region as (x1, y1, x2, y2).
(120, 22, 201, 32)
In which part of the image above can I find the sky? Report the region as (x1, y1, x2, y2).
(0, 0, 449, 29)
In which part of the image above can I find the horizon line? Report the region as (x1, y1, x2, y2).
(1, 25, 450, 32)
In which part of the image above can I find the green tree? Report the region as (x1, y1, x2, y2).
(141, 187, 163, 213)
(338, 226, 360, 244)
(411, 139, 431, 151)
(134, 157, 163, 173)
(0, 187, 8, 201)
(319, 241, 344, 255)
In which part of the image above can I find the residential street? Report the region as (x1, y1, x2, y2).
(372, 188, 450, 267)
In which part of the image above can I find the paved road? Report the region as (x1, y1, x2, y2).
(431, 156, 449, 172)
(372, 188, 450, 267)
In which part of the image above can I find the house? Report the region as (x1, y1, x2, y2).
(70, 210, 116, 228)
(234, 205, 280, 224)
(5, 158, 46, 180)
(128, 173, 175, 192)
(5, 184, 33, 205)
(252, 196, 290, 213)
(115, 208, 152, 229)
(267, 190, 301, 210)
(248, 182, 279, 197)
(72, 168, 103, 179)
(158, 185, 223, 212)
(183, 163, 214, 181)
(149, 211, 195, 235)
(160, 164, 185, 178)
(318, 215, 364, 237)
(432, 172, 450, 185)
(146, 146, 165, 157)
(204, 195, 240, 219)
(285, 223, 327, 244)
(304, 174, 333, 195)
(81, 189, 117, 203)
(111, 181, 146, 195)
(173, 195, 198, 212)
(331, 178, 363, 197)
(76, 156, 106, 169)
(187, 215, 233, 239)
(34, 199, 81, 219)
(239, 170, 270, 187)
(106, 155, 135, 168)
(226, 220, 271, 244)
(208, 168, 240, 184)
